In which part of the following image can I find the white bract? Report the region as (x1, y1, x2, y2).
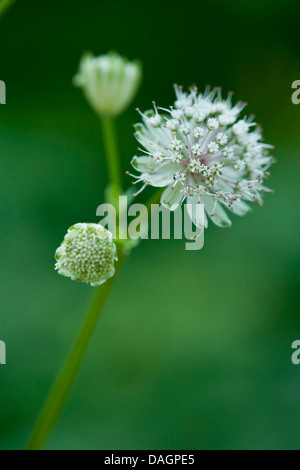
(130, 86, 274, 228)
(55, 223, 117, 286)
(74, 52, 142, 117)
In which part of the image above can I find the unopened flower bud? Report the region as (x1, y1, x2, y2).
(74, 51, 142, 117)
(55, 223, 117, 287)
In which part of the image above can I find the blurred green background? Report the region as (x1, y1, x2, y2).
(0, 0, 299, 450)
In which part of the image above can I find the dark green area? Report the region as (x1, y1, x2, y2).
(0, 0, 299, 450)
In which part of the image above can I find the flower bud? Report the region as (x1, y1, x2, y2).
(55, 223, 117, 287)
(74, 51, 142, 117)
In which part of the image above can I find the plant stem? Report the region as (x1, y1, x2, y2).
(0, 0, 16, 16)
(26, 184, 162, 450)
(26, 249, 126, 451)
(101, 117, 122, 194)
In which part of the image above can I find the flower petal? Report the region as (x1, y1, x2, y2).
(186, 195, 207, 228)
(131, 156, 159, 173)
(231, 199, 251, 216)
(161, 183, 184, 211)
(201, 194, 232, 228)
(145, 162, 183, 187)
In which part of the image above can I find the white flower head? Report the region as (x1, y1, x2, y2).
(74, 52, 142, 117)
(55, 223, 117, 286)
(130, 85, 274, 229)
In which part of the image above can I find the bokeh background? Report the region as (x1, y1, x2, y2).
(0, 0, 299, 450)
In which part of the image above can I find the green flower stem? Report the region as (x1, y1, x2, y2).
(26, 248, 126, 451)
(101, 117, 123, 195)
(26, 187, 163, 450)
(0, 0, 16, 16)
